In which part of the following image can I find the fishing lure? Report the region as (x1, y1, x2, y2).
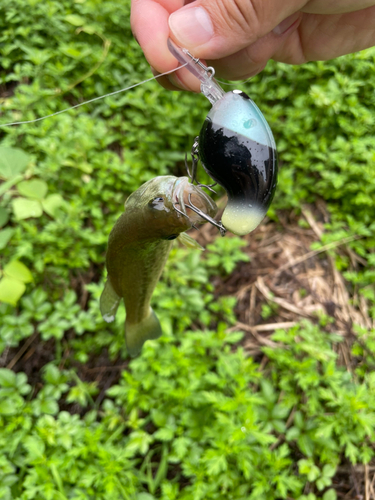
(100, 175, 217, 357)
(168, 40, 278, 236)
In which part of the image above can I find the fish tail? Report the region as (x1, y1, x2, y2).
(100, 278, 121, 323)
(125, 307, 162, 357)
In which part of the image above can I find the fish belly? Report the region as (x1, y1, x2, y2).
(108, 239, 173, 356)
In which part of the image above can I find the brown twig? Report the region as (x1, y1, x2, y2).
(84, 364, 129, 373)
(234, 321, 279, 348)
(275, 234, 363, 276)
(7, 332, 38, 370)
(256, 276, 314, 318)
(370, 472, 375, 499)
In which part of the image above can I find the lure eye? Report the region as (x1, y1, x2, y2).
(198, 90, 278, 236)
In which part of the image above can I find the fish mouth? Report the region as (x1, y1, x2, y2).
(172, 177, 218, 224)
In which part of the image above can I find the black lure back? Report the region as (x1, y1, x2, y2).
(198, 90, 278, 235)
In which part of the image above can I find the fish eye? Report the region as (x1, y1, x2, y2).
(148, 196, 164, 206)
(148, 196, 166, 211)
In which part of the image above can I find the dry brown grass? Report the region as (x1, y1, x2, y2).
(196, 199, 375, 499)
(197, 199, 372, 363)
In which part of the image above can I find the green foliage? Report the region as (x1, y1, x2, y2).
(1, 0, 375, 498)
(351, 324, 375, 378)
(205, 236, 250, 274)
(0, 147, 30, 180)
(261, 302, 279, 320)
(0, 259, 33, 305)
(0, 323, 374, 498)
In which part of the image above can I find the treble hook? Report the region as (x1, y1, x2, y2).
(178, 140, 226, 235)
(185, 137, 217, 194)
(185, 193, 226, 236)
(173, 203, 199, 230)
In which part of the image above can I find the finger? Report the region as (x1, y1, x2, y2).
(208, 13, 302, 80)
(131, 0, 202, 91)
(270, 6, 375, 64)
(168, 0, 307, 59)
(205, 5, 375, 81)
(150, 66, 181, 91)
(302, 0, 375, 15)
(151, 66, 202, 92)
(131, 0, 182, 73)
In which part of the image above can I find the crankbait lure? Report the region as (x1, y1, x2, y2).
(168, 40, 278, 236)
(100, 175, 217, 357)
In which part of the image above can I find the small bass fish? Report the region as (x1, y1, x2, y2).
(100, 175, 217, 357)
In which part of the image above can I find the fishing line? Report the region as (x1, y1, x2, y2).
(0, 63, 188, 128)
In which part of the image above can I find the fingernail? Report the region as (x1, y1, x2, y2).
(169, 7, 214, 48)
(272, 13, 299, 35)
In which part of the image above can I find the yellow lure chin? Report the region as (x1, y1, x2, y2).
(221, 203, 265, 236)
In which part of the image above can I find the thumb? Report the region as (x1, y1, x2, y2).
(169, 0, 307, 59)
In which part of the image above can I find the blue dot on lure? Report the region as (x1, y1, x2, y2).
(168, 39, 278, 237)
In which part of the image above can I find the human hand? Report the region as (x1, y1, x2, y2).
(131, 0, 375, 92)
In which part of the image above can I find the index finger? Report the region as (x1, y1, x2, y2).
(131, 0, 201, 90)
(131, 0, 179, 72)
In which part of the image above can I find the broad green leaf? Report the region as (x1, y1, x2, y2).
(151, 409, 167, 427)
(298, 434, 315, 457)
(42, 193, 65, 217)
(126, 431, 153, 455)
(323, 489, 337, 500)
(17, 179, 48, 200)
(206, 454, 228, 476)
(0, 369, 16, 387)
(172, 437, 190, 458)
(0, 174, 25, 197)
(12, 198, 43, 219)
(0, 399, 20, 415)
(43, 364, 62, 385)
(65, 14, 85, 26)
(24, 436, 45, 459)
(62, 159, 93, 173)
(225, 331, 244, 344)
(80, 25, 96, 35)
(322, 464, 336, 478)
(0, 207, 9, 228)
(0, 277, 25, 305)
(62, 47, 83, 59)
(0, 228, 14, 250)
(0, 147, 30, 179)
(4, 260, 32, 283)
(39, 398, 59, 415)
(153, 427, 174, 442)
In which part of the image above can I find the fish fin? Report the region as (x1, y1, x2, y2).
(100, 278, 121, 323)
(177, 232, 204, 251)
(125, 307, 162, 357)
